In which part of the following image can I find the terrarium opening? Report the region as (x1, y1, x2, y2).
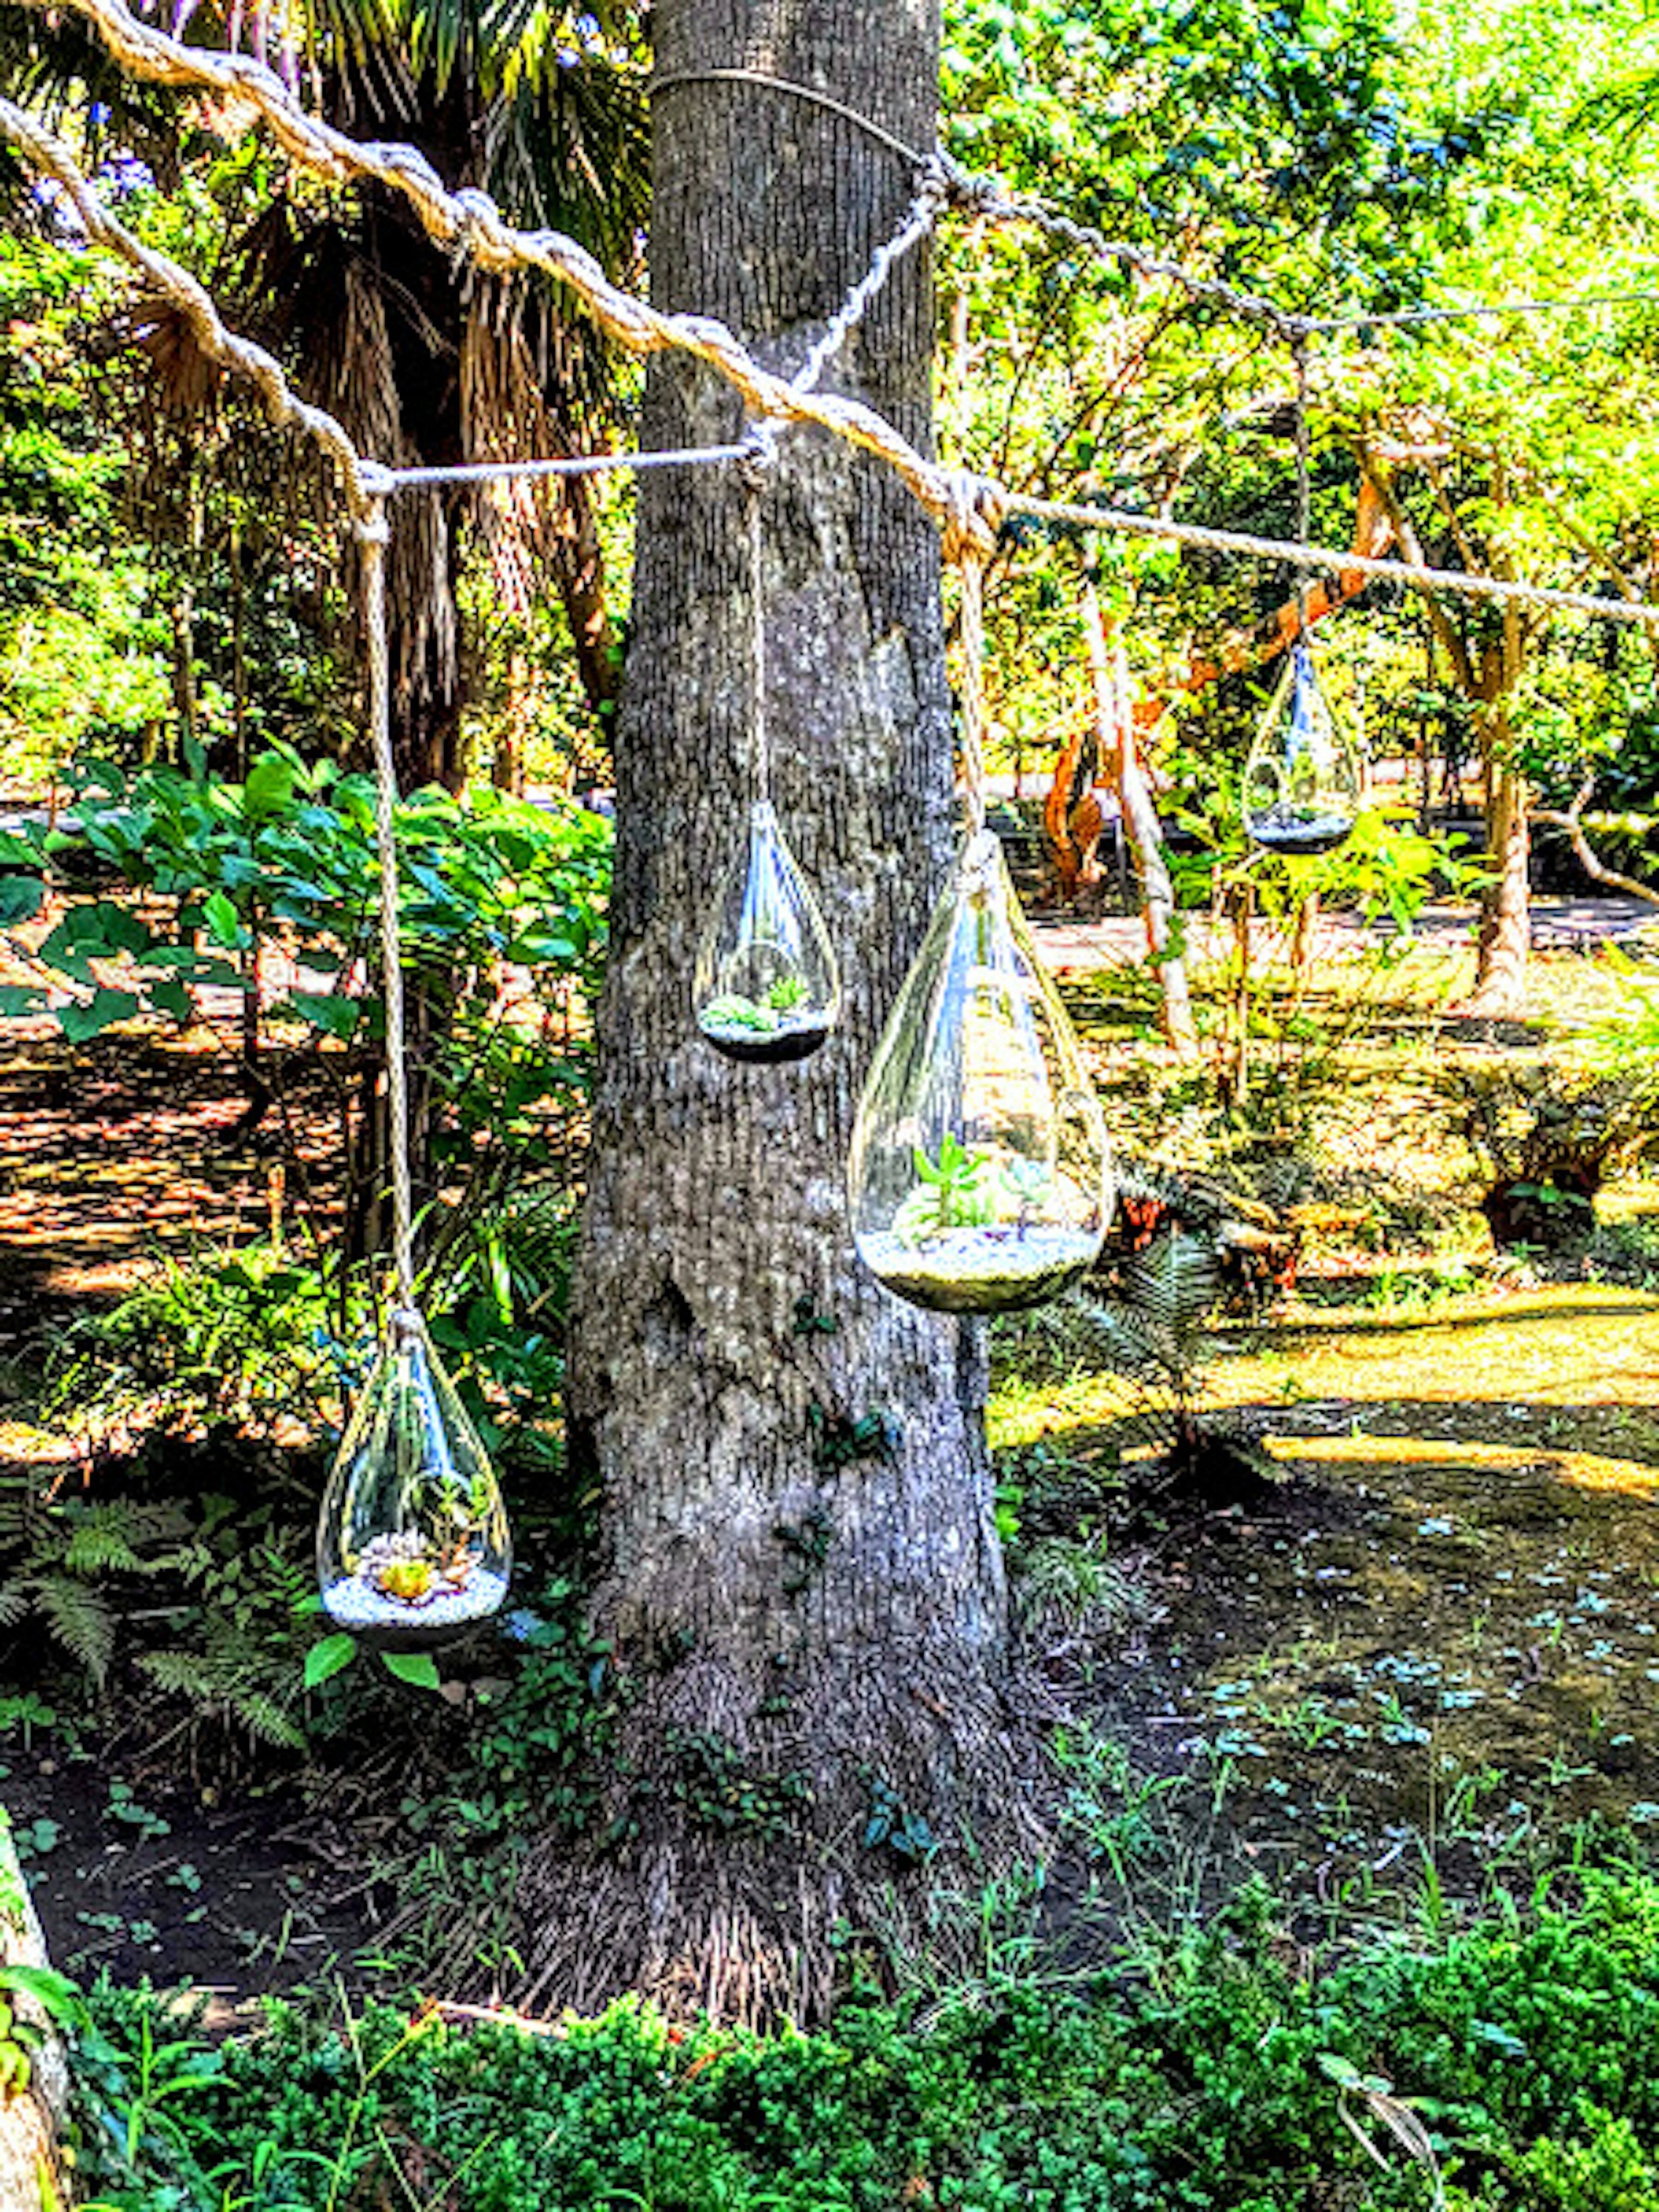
(317, 1308, 511, 1653)
(1242, 636, 1363, 857)
(847, 830, 1112, 1314)
(694, 799, 841, 1065)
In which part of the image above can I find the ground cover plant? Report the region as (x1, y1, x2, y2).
(56, 1851, 1659, 2209)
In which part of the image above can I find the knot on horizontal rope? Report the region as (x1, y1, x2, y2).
(942, 471, 1008, 568)
(352, 495, 391, 546)
(940, 157, 1007, 221)
(735, 420, 782, 492)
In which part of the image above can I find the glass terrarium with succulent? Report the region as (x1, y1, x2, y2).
(1243, 636, 1363, 857)
(317, 1309, 511, 1651)
(695, 801, 840, 1064)
(849, 831, 1113, 1314)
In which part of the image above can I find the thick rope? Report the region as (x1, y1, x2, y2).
(1003, 492, 1659, 629)
(947, 479, 998, 838)
(356, 499, 416, 1305)
(24, 0, 959, 524)
(7, 14, 1659, 634)
(1292, 335, 1312, 633)
(0, 95, 374, 520)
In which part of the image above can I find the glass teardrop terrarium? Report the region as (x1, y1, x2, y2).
(695, 799, 841, 1064)
(1243, 635, 1364, 857)
(848, 830, 1112, 1314)
(318, 1309, 512, 1651)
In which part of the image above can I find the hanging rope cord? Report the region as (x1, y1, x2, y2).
(1292, 335, 1313, 635)
(11, 6, 1659, 630)
(354, 498, 418, 1306)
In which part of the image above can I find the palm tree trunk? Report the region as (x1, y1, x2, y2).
(521, 0, 1024, 2026)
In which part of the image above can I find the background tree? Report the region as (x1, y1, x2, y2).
(523, 0, 1023, 2022)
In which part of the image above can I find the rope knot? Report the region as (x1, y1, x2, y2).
(352, 490, 391, 545)
(942, 472, 1007, 569)
(736, 420, 782, 493)
(941, 157, 1006, 221)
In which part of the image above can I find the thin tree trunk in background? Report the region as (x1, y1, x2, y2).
(169, 588, 197, 760)
(550, 474, 620, 718)
(1469, 585, 1532, 1014)
(1081, 573, 1196, 1058)
(1360, 453, 1534, 1015)
(1474, 730, 1531, 1013)
(529, 0, 1020, 2025)
(230, 521, 250, 781)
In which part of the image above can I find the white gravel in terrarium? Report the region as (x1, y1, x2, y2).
(323, 1565, 511, 1637)
(857, 1226, 1099, 1313)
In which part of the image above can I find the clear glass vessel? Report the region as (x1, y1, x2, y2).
(695, 801, 840, 1065)
(317, 1309, 512, 1652)
(848, 830, 1112, 1314)
(1242, 636, 1364, 857)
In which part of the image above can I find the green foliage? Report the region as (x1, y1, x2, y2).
(774, 1509, 834, 1598)
(891, 1135, 996, 1247)
(43, 1247, 342, 1447)
(0, 746, 607, 1045)
(662, 1728, 813, 1840)
(66, 1862, 1659, 2209)
(806, 1402, 900, 1478)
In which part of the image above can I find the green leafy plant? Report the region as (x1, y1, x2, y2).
(891, 1135, 996, 1247)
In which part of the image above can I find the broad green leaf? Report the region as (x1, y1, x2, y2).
(290, 992, 361, 1040)
(303, 1634, 358, 1689)
(0, 876, 44, 927)
(57, 990, 138, 1042)
(381, 1651, 442, 1691)
(244, 753, 299, 820)
(202, 891, 242, 949)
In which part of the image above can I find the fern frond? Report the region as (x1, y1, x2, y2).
(138, 1651, 306, 1751)
(1118, 1232, 1221, 1352)
(31, 1576, 115, 1684)
(226, 1692, 307, 1752)
(136, 1650, 216, 1699)
(0, 1581, 30, 1628)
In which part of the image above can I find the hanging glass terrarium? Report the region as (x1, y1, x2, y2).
(695, 799, 841, 1064)
(1242, 635, 1364, 857)
(848, 830, 1112, 1314)
(317, 1309, 511, 1651)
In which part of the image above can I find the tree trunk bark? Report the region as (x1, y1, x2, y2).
(0, 1817, 72, 2211)
(1469, 594, 1532, 1014)
(1473, 738, 1531, 1014)
(525, 0, 1023, 2026)
(1080, 574, 1196, 1057)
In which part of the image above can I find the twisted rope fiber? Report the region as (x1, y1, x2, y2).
(0, 95, 373, 514)
(1292, 334, 1312, 630)
(948, 485, 1000, 837)
(10, 0, 1659, 636)
(747, 477, 770, 805)
(1004, 494, 1659, 629)
(356, 500, 417, 1303)
(30, 0, 961, 526)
